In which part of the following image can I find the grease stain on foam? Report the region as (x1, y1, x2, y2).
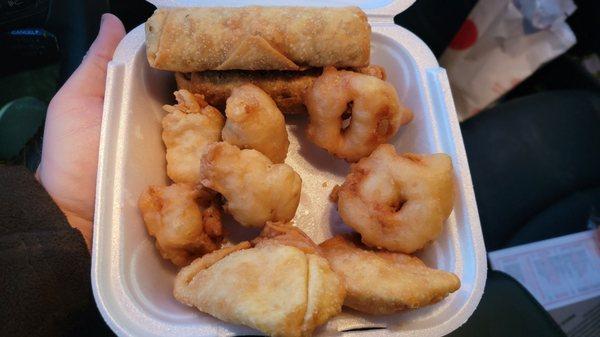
(134, 124, 144, 140)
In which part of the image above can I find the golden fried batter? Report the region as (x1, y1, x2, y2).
(200, 142, 302, 228)
(162, 89, 224, 184)
(305, 67, 413, 162)
(336, 144, 455, 253)
(320, 235, 460, 314)
(174, 233, 344, 337)
(253, 221, 321, 255)
(146, 7, 370, 72)
(222, 84, 289, 163)
(138, 184, 222, 267)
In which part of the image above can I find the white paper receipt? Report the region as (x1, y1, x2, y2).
(488, 230, 600, 310)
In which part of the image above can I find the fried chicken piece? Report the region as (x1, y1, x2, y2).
(222, 84, 289, 163)
(319, 235, 460, 314)
(200, 142, 302, 228)
(174, 229, 344, 337)
(162, 89, 224, 184)
(138, 183, 222, 267)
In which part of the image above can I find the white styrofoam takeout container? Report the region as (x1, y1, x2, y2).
(92, 0, 487, 336)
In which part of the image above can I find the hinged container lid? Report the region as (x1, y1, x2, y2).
(146, 0, 416, 19)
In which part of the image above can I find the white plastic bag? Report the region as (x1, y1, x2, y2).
(441, 0, 577, 121)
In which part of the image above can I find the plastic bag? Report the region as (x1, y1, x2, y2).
(441, 0, 577, 120)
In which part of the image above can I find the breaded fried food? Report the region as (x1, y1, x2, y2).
(335, 144, 455, 253)
(162, 90, 224, 184)
(174, 234, 344, 337)
(253, 221, 321, 255)
(146, 7, 370, 72)
(138, 184, 222, 267)
(221, 84, 289, 163)
(319, 235, 460, 314)
(175, 65, 386, 114)
(200, 142, 302, 228)
(305, 67, 413, 162)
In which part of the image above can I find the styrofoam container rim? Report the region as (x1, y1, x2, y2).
(146, 0, 417, 18)
(92, 2, 487, 336)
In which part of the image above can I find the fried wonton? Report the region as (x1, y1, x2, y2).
(174, 224, 344, 337)
(319, 235, 460, 314)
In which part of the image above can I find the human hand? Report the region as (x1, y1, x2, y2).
(37, 14, 125, 249)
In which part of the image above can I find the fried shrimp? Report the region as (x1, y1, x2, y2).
(200, 142, 302, 228)
(305, 67, 413, 162)
(162, 89, 224, 184)
(221, 84, 289, 163)
(138, 183, 222, 267)
(320, 235, 460, 314)
(335, 144, 455, 253)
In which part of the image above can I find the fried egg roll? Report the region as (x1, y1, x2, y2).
(146, 6, 370, 72)
(175, 66, 386, 114)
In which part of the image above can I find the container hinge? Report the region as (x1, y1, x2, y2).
(367, 14, 394, 24)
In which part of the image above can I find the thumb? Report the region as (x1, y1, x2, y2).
(60, 13, 126, 99)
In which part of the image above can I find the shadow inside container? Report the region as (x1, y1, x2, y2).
(342, 327, 387, 333)
(286, 114, 349, 176)
(221, 212, 262, 244)
(327, 202, 354, 237)
(142, 52, 177, 120)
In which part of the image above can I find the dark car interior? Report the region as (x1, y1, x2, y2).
(0, 0, 598, 336)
